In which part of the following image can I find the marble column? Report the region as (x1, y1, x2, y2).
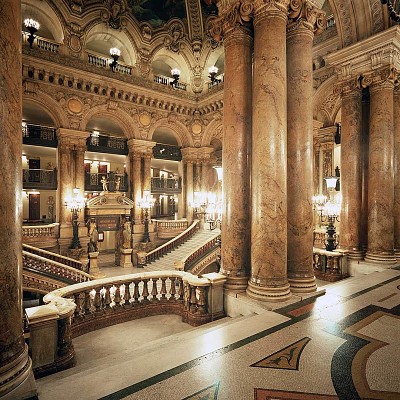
(131, 152, 142, 224)
(360, 88, 370, 252)
(394, 86, 400, 258)
(247, 0, 291, 301)
(74, 141, 86, 227)
(143, 153, 152, 192)
(220, 24, 252, 291)
(339, 84, 363, 259)
(365, 74, 396, 264)
(0, 0, 37, 397)
(286, 9, 318, 293)
(186, 161, 194, 221)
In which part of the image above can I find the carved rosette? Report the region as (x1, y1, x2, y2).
(287, 0, 326, 36)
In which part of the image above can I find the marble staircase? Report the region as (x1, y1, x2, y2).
(143, 228, 220, 272)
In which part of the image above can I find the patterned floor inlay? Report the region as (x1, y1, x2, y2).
(251, 337, 311, 370)
(254, 388, 338, 399)
(182, 382, 219, 400)
(377, 293, 397, 302)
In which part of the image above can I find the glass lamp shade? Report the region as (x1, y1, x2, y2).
(24, 18, 40, 31)
(110, 47, 121, 57)
(171, 68, 181, 77)
(208, 66, 218, 75)
(65, 188, 84, 212)
(324, 176, 338, 190)
(324, 201, 341, 217)
(139, 190, 155, 209)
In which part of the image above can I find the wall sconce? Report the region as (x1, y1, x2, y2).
(170, 68, 181, 89)
(24, 18, 40, 49)
(381, 0, 400, 22)
(109, 48, 121, 72)
(64, 188, 84, 249)
(208, 66, 221, 85)
(138, 190, 155, 243)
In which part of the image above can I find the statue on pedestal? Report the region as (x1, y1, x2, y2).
(87, 218, 99, 253)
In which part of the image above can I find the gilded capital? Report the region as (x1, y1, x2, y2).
(361, 66, 399, 92)
(287, 0, 326, 35)
(209, 0, 254, 42)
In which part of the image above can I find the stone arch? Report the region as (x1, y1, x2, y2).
(82, 105, 135, 139)
(313, 75, 341, 127)
(149, 118, 193, 147)
(201, 117, 223, 147)
(23, 92, 68, 128)
(22, 0, 64, 42)
(328, 0, 357, 48)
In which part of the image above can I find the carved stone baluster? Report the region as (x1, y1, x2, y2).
(104, 285, 112, 309)
(83, 290, 92, 315)
(327, 256, 333, 274)
(160, 277, 167, 301)
(114, 285, 122, 307)
(151, 278, 158, 301)
(178, 279, 184, 302)
(73, 293, 82, 319)
(189, 285, 197, 313)
(133, 280, 140, 304)
(183, 281, 190, 310)
(142, 279, 149, 302)
(196, 286, 207, 315)
(93, 288, 102, 313)
(57, 313, 74, 360)
(332, 256, 340, 276)
(123, 283, 131, 306)
(169, 276, 176, 300)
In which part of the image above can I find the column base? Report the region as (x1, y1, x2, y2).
(223, 276, 249, 292)
(288, 276, 317, 293)
(346, 249, 364, 260)
(364, 251, 397, 265)
(246, 280, 291, 302)
(394, 249, 400, 262)
(0, 346, 37, 399)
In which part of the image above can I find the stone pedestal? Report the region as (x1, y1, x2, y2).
(88, 251, 105, 278)
(136, 250, 147, 267)
(201, 273, 227, 318)
(120, 248, 133, 268)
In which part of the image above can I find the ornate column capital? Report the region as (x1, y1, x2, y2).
(127, 138, 155, 156)
(287, 0, 326, 37)
(361, 65, 399, 92)
(334, 77, 362, 98)
(253, 0, 289, 25)
(57, 128, 89, 152)
(209, 0, 254, 42)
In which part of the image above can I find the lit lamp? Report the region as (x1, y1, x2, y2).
(110, 48, 121, 72)
(65, 188, 84, 249)
(170, 68, 181, 89)
(208, 66, 221, 85)
(325, 176, 338, 192)
(138, 190, 155, 243)
(24, 18, 40, 49)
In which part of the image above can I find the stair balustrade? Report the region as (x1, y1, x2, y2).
(313, 248, 348, 281)
(184, 235, 221, 274)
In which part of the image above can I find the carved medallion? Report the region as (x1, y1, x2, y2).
(191, 123, 202, 134)
(67, 98, 83, 114)
(139, 112, 151, 126)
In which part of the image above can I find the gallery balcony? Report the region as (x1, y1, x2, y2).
(152, 143, 182, 161)
(86, 133, 129, 156)
(85, 172, 128, 192)
(22, 123, 58, 148)
(151, 177, 181, 194)
(23, 168, 58, 190)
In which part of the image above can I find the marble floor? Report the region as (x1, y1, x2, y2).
(35, 260, 400, 400)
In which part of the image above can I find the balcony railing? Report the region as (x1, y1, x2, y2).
(22, 31, 60, 53)
(207, 74, 224, 90)
(87, 53, 133, 75)
(23, 169, 58, 190)
(151, 177, 181, 194)
(86, 133, 128, 155)
(22, 123, 58, 147)
(153, 143, 182, 161)
(85, 172, 128, 192)
(154, 219, 188, 239)
(153, 74, 187, 91)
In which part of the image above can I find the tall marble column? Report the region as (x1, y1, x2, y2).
(286, 1, 324, 293)
(338, 82, 363, 259)
(58, 138, 74, 230)
(365, 70, 396, 264)
(247, 0, 290, 301)
(143, 153, 152, 192)
(217, 23, 252, 291)
(0, 0, 37, 397)
(394, 86, 400, 258)
(130, 152, 142, 224)
(186, 160, 194, 221)
(74, 140, 87, 227)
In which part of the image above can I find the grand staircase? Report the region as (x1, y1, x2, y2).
(143, 228, 221, 272)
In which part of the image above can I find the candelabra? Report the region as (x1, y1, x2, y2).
(65, 188, 84, 249)
(170, 68, 181, 89)
(110, 47, 120, 72)
(24, 18, 40, 49)
(138, 190, 155, 243)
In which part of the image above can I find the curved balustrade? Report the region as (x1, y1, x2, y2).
(313, 248, 348, 282)
(142, 220, 200, 265)
(23, 244, 86, 271)
(22, 223, 59, 249)
(184, 235, 221, 272)
(23, 251, 92, 284)
(154, 219, 188, 239)
(22, 31, 60, 53)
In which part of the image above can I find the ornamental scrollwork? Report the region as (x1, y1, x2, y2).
(287, 0, 326, 34)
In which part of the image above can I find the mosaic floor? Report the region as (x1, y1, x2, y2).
(36, 267, 400, 400)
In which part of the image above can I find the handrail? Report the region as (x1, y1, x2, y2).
(23, 251, 92, 284)
(142, 220, 200, 265)
(183, 234, 221, 272)
(23, 244, 85, 271)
